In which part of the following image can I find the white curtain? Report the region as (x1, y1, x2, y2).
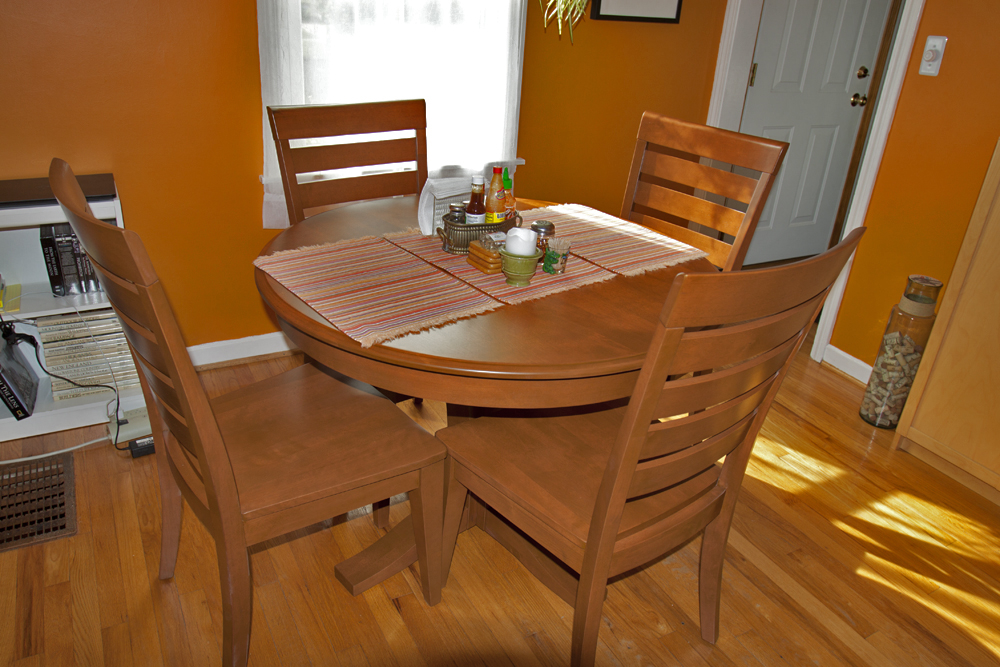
(257, 0, 528, 228)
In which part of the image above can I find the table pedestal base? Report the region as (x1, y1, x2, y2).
(335, 498, 581, 608)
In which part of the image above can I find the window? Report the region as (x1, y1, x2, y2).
(258, 0, 528, 227)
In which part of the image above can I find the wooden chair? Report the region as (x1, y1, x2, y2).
(621, 111, 789, 271)
(268, 99, 428, 224)
(268, 99, 430, 526)
(437, 227, 865, 667)
(49, 158, 445, 667)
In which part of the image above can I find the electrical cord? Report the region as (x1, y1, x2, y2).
(2, 312, 125, 450)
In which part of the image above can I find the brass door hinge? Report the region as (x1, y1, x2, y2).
(749, 63, 758, 87)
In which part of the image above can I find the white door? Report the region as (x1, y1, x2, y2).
(740, 0, 892, 265)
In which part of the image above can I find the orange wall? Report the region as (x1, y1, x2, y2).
(516, 0, 727, 215)
(1, 0, 726, 348)
(831, 0, 1000, 364)
(0, 0, 273, 346)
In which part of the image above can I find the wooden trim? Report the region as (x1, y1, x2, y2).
(829, 0, 904, 248)
(810, 0, 927, 364)
(895, 436, 1000, 507)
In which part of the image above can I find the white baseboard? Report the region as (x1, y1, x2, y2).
(186, 331, 297, 368)
(821, 345, 872, 385)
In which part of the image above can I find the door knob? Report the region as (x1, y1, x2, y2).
(857, 65, 870, 79)
(850, 93, 868, 107)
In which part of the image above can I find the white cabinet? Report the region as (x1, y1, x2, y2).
(0, 175, 145, 441)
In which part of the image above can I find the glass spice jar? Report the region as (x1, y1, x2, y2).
(859, 274, 943, 429)
(530, 220, 555, 254)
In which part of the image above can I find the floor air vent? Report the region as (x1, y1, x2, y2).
(0, 452, 76, 553)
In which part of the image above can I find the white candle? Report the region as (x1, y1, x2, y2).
(505, 227, 538, 256)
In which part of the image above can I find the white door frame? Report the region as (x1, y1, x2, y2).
(706, 0, 926, 377)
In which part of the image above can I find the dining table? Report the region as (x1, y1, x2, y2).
(253, 194, 715, 594)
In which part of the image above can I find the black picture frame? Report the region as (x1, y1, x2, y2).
(591, 0, 681, 23)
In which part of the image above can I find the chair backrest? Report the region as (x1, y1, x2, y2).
(268, 100, 429, 224)
(621, 112, 788, 271)
(48, 158, 237, 535)
(591, 226, 864, 578)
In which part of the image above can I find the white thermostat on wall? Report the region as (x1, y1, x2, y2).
(919, 35, 947, 76)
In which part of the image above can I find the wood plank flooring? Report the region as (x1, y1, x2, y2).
(2, 343, 998, 666)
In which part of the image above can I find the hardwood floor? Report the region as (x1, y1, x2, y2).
(2, 343, 999, 666)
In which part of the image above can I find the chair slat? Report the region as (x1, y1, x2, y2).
(618, 465, 720, 539)
(298, 170, 423, 211)
(640, 151, 759, 202)
(634, 181, 745, 237)
(270, 99, 426, 138)
(669, 294, 823, 375)
(654, 337, 797, 418)
(628, 412, 756, 499)
(661, 236, 861, 328)
(627, 211, 731, 267)
(637, 116, 785, 174)
(611, 487, 725, 576)
(152, 390, 196, 456)
(90, 263, 153, 330)
(641, 375, 776, 460)
(165, 436, 209, 510)
(132, 354, 180, 416)
(290, 138, 419, 176)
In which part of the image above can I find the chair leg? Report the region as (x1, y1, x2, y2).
(156, 451, 183, 580)
(410, 460, 444, 606)
(698, 516, 731, 644)
(441, 456, 469, 585)
(571, 571, 610, 667)
(218, 542, 253, 667)
(372, 498, 391, 529)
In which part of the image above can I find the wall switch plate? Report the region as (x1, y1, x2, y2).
(919, 35, 947, 76)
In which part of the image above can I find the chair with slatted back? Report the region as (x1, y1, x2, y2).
(621, 111, 789, 271)
(437, 227, 864, 667)
(268, 99, 428, 225)
(49, 158, 446, 667)
(268, 99, 430, 527)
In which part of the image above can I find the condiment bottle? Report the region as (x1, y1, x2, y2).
(859, 274, 943, 429)
(503, 167, 516, 223)
(443, 202, 466, 226)
(466, 176, 486, 225)
(485, 166, 507, 226)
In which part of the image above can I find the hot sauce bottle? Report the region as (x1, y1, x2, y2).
(485, 166, 507, 225)
(466, 175, 486, 225)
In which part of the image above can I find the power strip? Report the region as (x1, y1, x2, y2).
(111, 406, 152, 443)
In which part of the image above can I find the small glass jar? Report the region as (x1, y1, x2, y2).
(859, 274, 943, 428)
(443, 202, 466, 226)
(530, 220, 555, 254)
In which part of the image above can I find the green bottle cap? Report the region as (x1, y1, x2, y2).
(502, 167, 512, 189)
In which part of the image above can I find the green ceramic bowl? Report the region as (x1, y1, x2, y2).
(499, 247, 543, 287)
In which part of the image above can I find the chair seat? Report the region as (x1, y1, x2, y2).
(211, 363, 445, 524)
(437, 406, 626, 564)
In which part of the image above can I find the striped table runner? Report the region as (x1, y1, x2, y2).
(388, 233, 617, 306)
(255, 237, 501, 348)
(255, 206, 708, 348)
(519, 204, 709, 275)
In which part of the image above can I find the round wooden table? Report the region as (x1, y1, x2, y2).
(255, 195, 716, 410)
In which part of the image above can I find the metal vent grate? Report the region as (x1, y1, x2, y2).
(0, 452, 76, 553)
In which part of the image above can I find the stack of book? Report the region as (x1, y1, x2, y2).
(36, 309, 140, 401)
(40, 223, 102, 296)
